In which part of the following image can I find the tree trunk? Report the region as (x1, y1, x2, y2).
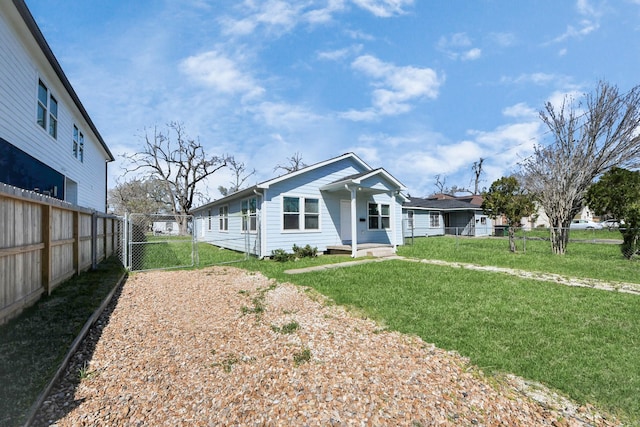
(508, 226, 517, 253)
(549, 222, 569, 255)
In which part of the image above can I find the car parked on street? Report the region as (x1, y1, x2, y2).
(570, 219, 603, 230)
(602, 219, 626, 230)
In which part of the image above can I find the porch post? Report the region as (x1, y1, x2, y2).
(351, 187, 357, 257)
(389, 191, 397, 250)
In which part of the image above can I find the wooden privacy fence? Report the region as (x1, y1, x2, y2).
(0, 183, 122, 324)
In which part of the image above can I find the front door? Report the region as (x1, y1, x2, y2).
(340, 200, 351, 242)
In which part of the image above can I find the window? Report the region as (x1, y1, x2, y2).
(430, 212, 439, 227)
(480, 217, 487, 225)
(283, 196, 319, 231)
(37, 80, 57, 139)
(49, 96, 58, 138)
(241, 197, 257, 232)
(407, 210, 414, 229)
(207, 209, 212, 231)
(37, 80, 47, 130)
(73, 126, 79, 157)
(72, 125, 84, 162)
(79, 132, 84, 162)
(368, 203, 390, 230)
(219, 206, 228, 231)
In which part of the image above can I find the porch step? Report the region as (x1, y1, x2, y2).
(355, 246, 396, 258)
(326, 244, 396, 258)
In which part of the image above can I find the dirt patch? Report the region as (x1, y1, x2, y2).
(33, 267, 619, 426)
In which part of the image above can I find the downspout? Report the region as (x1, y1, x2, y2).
(253, 189, 266, 258)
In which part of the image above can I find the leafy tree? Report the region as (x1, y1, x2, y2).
(586, 167, 640, 259)
(482, 176, 535, 252)
(521, 81, 640, 255)
(122, 122, 228, 234)
(107, 178, 170, 215)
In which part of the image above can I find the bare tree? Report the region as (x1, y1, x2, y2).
(434, 174, 447, 194)
(471, 158, 484, 195)
(218, 157, 256, 196)
(274, 152, 306, 174)
(123, 122, 228, 234)
(521, 81, 640, 254)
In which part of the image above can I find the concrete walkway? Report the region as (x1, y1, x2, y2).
(283, 255, 403, 274)
(284, 255, 640, 296)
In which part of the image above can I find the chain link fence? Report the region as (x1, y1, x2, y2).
(121, 213, 196, 272)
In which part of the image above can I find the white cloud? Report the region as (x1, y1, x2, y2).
(350, 0, 414, 17)
(489, 32, 517, 48)
(502, 103, 538, 119)
(317, 45, 363, 61)
(220, 0, 411, 38)
(548, 0, 602, 44)
(461, 48, 482, 61)
(344, 55, 443, 120)
(179, 51, 264, 98)
(437, 32, 481, 60)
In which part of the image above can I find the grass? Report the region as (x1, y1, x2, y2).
(0, 257, 124, 427)
(238, 250, 640, 423)
(132, 237, 248, 271)
(398, 234, 640, 284)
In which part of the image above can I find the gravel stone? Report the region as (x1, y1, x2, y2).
(31, 267, 619, 426)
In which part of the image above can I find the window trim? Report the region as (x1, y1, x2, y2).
(281, 194, 321, 233)
(218, 205, 229, 232)
(368, 202, 390, 231)
(36, 79, 58, 140)
(241, 197, 257, 233)
(430, 211, 440, 228)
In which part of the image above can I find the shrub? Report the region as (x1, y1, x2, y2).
(292, 244, 318, 259)
(271, 248, 293, 262)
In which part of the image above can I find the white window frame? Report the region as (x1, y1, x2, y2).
(282, 195, 320, 232)
(218, 205, 228, 232)
(368, 202, 390, 230)
(37, 79, 58, 139)
(430, 212, 440, 228)
(241, 197, 257, 233)
(407, 210, 414, 230)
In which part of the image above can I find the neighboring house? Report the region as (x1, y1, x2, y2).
(192, 152, 407, 258)
(0, 0, 114, 212)
(403, 196, 492, 237)
(520, 204, 597, 230)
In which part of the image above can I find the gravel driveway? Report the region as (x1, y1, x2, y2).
(33, 267, 617, 426)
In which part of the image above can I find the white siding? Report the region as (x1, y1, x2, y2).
(0, 3, 109, 211)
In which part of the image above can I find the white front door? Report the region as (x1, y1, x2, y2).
(340, 200, 351, 242)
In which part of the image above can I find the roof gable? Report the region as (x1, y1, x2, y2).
(258, 152, 371, 189)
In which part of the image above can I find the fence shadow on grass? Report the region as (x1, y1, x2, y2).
(0, 257, 126, 427)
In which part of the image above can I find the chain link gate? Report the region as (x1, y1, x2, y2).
(122, 213, 196, 271)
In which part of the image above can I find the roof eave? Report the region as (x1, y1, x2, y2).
(12, 0, 114, 162)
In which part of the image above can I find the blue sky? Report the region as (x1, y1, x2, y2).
(25, 0, 640, 198)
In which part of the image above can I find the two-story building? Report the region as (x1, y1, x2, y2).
(0, 0, 113, 212)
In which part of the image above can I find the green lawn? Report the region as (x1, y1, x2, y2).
(237, 244, 640, 423)
(131, 237, 248, 270)
(0, 257, 124, 427)
(398, 234, 639, 284)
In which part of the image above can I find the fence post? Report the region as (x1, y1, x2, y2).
(41, 204, 51, 295)
(73, 210, 80, 275)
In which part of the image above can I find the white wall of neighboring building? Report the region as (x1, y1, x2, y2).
(0, 2, 112, 212)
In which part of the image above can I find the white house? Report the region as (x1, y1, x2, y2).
(192, 153, 407, 258)
(0, 0, 113, 212)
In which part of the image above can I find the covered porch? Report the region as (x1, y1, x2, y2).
(320, 168, 407, 257)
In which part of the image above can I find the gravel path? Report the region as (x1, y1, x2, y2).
(33, 267, 618, 426)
